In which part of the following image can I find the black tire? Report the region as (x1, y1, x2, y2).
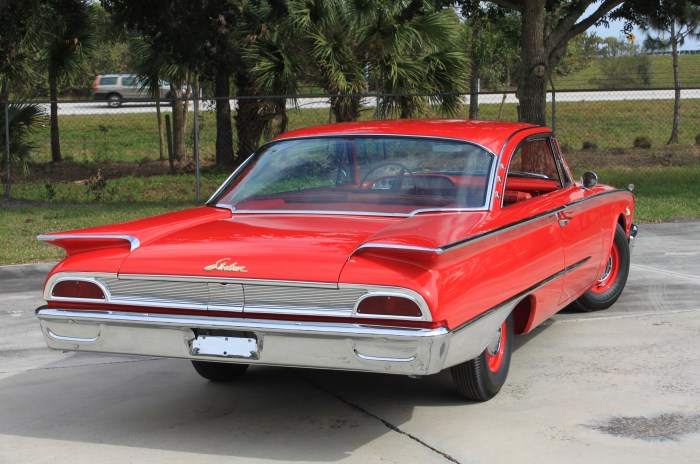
(191, 360, 249, 382)
(107, 93, 122, 108)
(573, 223, 630, 312)
(450, 312, 513, 401)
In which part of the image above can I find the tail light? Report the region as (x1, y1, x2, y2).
(93, 76, 99, 93)
(52, 280, 106, 300)
(356, 295, 423, 318)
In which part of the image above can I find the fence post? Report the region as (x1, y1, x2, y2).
(4, 100, 10, 199)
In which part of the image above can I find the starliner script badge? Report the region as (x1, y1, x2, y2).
(204, 258, 248, 273)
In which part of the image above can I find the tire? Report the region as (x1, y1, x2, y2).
(107, 93, 122, 108)
(573, 223, 630, 311)
(450, 312, 513, 401)
(191, 361, 249, 382)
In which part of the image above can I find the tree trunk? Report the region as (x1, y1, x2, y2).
(49, 72, 61, 163)
(235, 97, 267, 160)
(515, 0, 548, 126)
(169, 83, 187, 162)
(156, 85, 165, 161)
(265, 97, 288, 138)
(331, 95, 361, 122)
(668, 23, 680, 145)
(215, 70, 235, 167)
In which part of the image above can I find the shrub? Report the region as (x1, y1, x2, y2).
(633, 136, 652, 149)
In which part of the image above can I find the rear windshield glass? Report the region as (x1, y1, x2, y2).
(214, 136, 495, 215)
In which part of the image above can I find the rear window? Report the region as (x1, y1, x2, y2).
(213, 136, 495, 215)
(99, 77, 118, 86)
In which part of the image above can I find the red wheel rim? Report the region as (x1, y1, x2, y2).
(591, 242, 620, 294)
(486, 320, 507, 372)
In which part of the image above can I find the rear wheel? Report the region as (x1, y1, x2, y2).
(191, 361, 248, 382)
(107, 93, 122, 108)
(450, 313, 513, 401)
(573, 224, 630, 311)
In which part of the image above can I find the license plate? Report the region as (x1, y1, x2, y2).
(190, 335, 258, 359)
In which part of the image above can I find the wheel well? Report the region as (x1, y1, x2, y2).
(512, 295, 535, 335)
(107, 92, 121, 99)
(617, 214, 626, 231)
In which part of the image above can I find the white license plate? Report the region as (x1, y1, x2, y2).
(191, 335, 258, 359)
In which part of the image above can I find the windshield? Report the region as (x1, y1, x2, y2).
(213, 136, 495, 215)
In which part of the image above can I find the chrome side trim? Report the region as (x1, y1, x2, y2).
(37, 234, 141, 252)
(351, 243, 444, 257)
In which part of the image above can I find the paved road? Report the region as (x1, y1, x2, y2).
(1, 222, 698, 463)
(41, 89, 700, 116)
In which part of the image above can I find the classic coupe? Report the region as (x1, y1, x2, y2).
(36, 119, 636, 401)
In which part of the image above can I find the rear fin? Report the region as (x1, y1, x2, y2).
(37, 234, 139, 256)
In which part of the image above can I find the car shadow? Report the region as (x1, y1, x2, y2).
(0, 320, 554, 461)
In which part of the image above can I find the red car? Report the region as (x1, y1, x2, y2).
(36, 120, 636, 401)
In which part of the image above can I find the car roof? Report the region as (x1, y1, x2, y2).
(274, 119, 548, 155)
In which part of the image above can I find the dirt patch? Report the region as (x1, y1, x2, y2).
(564, 145, 700, 171)
(21, 159, 173, 183)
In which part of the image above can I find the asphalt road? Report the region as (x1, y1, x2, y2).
(1, 221, 698, 464)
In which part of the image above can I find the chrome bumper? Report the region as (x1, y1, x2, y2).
(35, 304, 513, 376)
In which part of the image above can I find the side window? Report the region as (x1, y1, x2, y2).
(509, 139, 560, 180)
(122, 76, 136, 86)
(99, 77, 117, 86)
(503, 138, 562, 206)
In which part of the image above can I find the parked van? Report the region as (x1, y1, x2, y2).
(92, 74, 170, 107)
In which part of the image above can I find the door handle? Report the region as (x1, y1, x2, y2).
(557, 211, 573, 227)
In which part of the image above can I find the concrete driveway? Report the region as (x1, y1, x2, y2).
(1, 222, 698, 464)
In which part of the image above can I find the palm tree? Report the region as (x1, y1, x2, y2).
(1, 92, 46, 175)
(37, 0, 95, 163)
(128, 34, 191, 171)
(289, 0, 470, 122)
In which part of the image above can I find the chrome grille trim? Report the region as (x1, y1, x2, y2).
(243, 285, 367, 317)
(44, 272, 431, 321)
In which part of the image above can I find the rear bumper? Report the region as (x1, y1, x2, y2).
(35, 304, 513, 376)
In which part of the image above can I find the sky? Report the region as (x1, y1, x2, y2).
(585, 4, 700, 51)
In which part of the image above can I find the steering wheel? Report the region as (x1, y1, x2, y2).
(360, 162, 417, 191)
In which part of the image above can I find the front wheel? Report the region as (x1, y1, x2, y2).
(450, 312, 513, 401)
(573, 223, 630, 311)
(191, 360, 248, 382)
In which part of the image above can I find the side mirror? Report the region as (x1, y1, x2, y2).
(581, 171, 598, 189)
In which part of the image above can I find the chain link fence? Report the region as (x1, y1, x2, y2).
(3, 89, 700, 200)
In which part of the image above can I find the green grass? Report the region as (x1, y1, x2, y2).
(592, 167, 700, 224)
(553, 54, 700, 90)
(0, 203, 195, 264)
(20, 97, 700, 167)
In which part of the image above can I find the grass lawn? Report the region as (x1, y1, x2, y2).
(553, 53, 700, 89)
